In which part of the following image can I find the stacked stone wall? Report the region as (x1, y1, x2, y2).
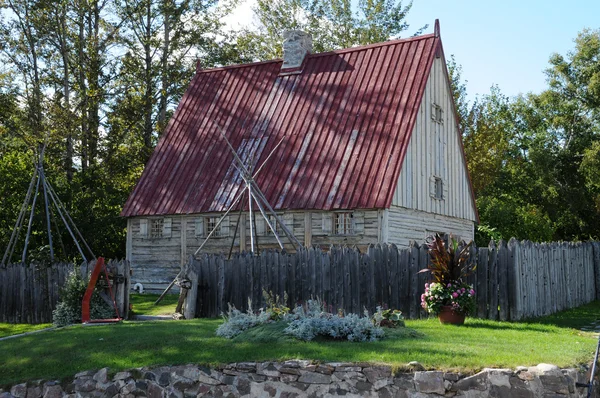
(0, 362, 591, 398)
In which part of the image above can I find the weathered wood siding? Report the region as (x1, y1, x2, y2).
(128, 210, 381, 292)
(392, 56, 476, 222)
(386, 206, 474, 248)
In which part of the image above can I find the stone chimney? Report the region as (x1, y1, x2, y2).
(280, 30, 312, 75)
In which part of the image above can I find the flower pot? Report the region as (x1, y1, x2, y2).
(438, 305, 465, 325)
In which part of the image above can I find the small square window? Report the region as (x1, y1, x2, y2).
(431, 103, 443, 124)
(150, 219, 163, 239)
(266, 214, 283, 236)
(334, 213, 354, 235)
(205, 216, 223, 237)
(432, 177, 443, 200)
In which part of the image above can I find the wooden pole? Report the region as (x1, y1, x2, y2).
(21, 172, 41, 263)
(1, 166, 38, 266)
(40, 167, 54, 262)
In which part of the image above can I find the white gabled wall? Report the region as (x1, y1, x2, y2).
(392, 56, 477, 222)
(387, 206, 474, 248)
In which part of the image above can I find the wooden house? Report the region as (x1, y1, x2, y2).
(121, 20, 479, 292)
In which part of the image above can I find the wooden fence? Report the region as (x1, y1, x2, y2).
(184, 240, 600, 321)
(0, 259, 130, 324)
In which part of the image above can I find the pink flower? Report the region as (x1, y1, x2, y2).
(421, 294, 426, 301)
(425, 283, 429, 288)
(452, 292, 459, 298)
(470, 289, 475, 295)
(461, 288, 466, 293)
(447, 283, 452, 288)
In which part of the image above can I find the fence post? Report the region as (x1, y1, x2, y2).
(184, 258, 198, 320)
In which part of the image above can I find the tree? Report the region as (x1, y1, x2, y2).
(232, 0, 425, 61)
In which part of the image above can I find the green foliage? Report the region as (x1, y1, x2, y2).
(421, 234, 475, 284)
(233, 0, 424, 61)
(262, 289, 290, 320)
(372, 307, 405, 328)
(52, 270, 115, 327)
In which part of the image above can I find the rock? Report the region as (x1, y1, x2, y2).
(444, 372, 460, 382)
(297, 372, 331, 384)
(393, 373, 414, 390)
(10, 384, 27, 398)
(354, 381, 372, 392)
(75, 370, 96, 378)
(363, 366, 391, 383)
(93, 368, 110, 384)
(407, 361, 425, 371)
(257, 363, 280, 378)
(0, 393, 14, 398)
(198, 373, 221, 386)
(280, 374, 298, 383)
(486, 369, 511, 388)
(335, 366, 362, 372)
(453, 371, 488, 391)
(414, 371, 445, 395)
(26, 387, 42, 398)
(314, 365, 334, 375)
(74, 378, 97, 393)
(42, 385, 64, 398)
(279, 367, 301, 375)
(175, 366, 200, 382)
(235, 377, 251, 396)
(120, 380, 137, 395)
(157, 372, 170, 387)
(113, 372, 132, 381)
(147, 382, 164, 398)
(235, 362, 256, 372)
(535, 363, 561, 375)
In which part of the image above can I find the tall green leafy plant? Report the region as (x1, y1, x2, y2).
(419, 234, 476, 284)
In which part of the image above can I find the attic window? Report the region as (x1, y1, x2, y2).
(335, 212, 354, 235)
(205, 216, 224, 237)
(266, 214, 283, 236)
(150, 219, 163, 239)
(431, 103, 444, 124)
(430, 176, 444, 200)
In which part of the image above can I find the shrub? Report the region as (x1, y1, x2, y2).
(372, 307, 405, 328)
(262, 290, 290, 321)
(52, 270, 116, 327)
(284, 300, 384, 342)
(216, 300, 270, 339)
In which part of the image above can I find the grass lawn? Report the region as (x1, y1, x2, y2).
(1, 302, 599, 385)
(0, 323, 53, 339)
(129, 293, 179, 316)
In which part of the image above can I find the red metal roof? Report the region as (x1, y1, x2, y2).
(122, 32, 443, 217)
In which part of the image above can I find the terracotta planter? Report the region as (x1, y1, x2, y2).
(438, 305, 466, 325)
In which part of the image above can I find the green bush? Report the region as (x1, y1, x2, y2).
(52, 270, 115, 327)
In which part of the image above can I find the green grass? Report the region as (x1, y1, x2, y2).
(129, 293, 179, 316)
(0, 323, 53, 339)
(1, 301, 598, 385)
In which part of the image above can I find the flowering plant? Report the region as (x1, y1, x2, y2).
(421, 281, 476, 315)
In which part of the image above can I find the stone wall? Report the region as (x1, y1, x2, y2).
(0, 362, 592, 398)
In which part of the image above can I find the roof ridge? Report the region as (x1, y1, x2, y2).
(195, 32, 437, 74)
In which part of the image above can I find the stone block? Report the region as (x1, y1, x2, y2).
(26, 386, 42, 398)
(363, 366, 391, 383)
(393, 374, 414, 390)
(157, 372, 170, 387)
(146, 382, 164, 398)
(235, 362, 256, 372)
(42, 385, 64, 398)
(257, 363, 280, 378)
(75, 371, 96, 379)
(314, 365, 334, 375)
(93, 369, 109, 384)
(74, 378, 96, 393)
(10, 384, 27, 398)
(414, 371, 444, 395)
(454, 371, 489, 391)
(175, 366, 200, 382)
(198, 373, 221, 386)
(298, 372, 331, 384)
(113, 372, 132, 381)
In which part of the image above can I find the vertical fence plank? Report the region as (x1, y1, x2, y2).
(476, 247, 489, 319)
(409, 242, 420, 319)
(487, 241, 498, 320)
(497, 240, 509, 321)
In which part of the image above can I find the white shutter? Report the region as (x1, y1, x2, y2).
(352, 211, 364, 234)
(162, 218, 172, 238)
(429, 176, 437, 197)
(322, 213, 333, 234)
(139, 219, 148, 238)
(220, 216, 230, 237)
(255, 216, 266, 236)
(195, 218, 204, 237)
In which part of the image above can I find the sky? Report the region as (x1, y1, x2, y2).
(226, 0, 600, 101)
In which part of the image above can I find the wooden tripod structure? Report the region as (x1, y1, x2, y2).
(1, 143, 95, 266)
(154, 126, 302, 305)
